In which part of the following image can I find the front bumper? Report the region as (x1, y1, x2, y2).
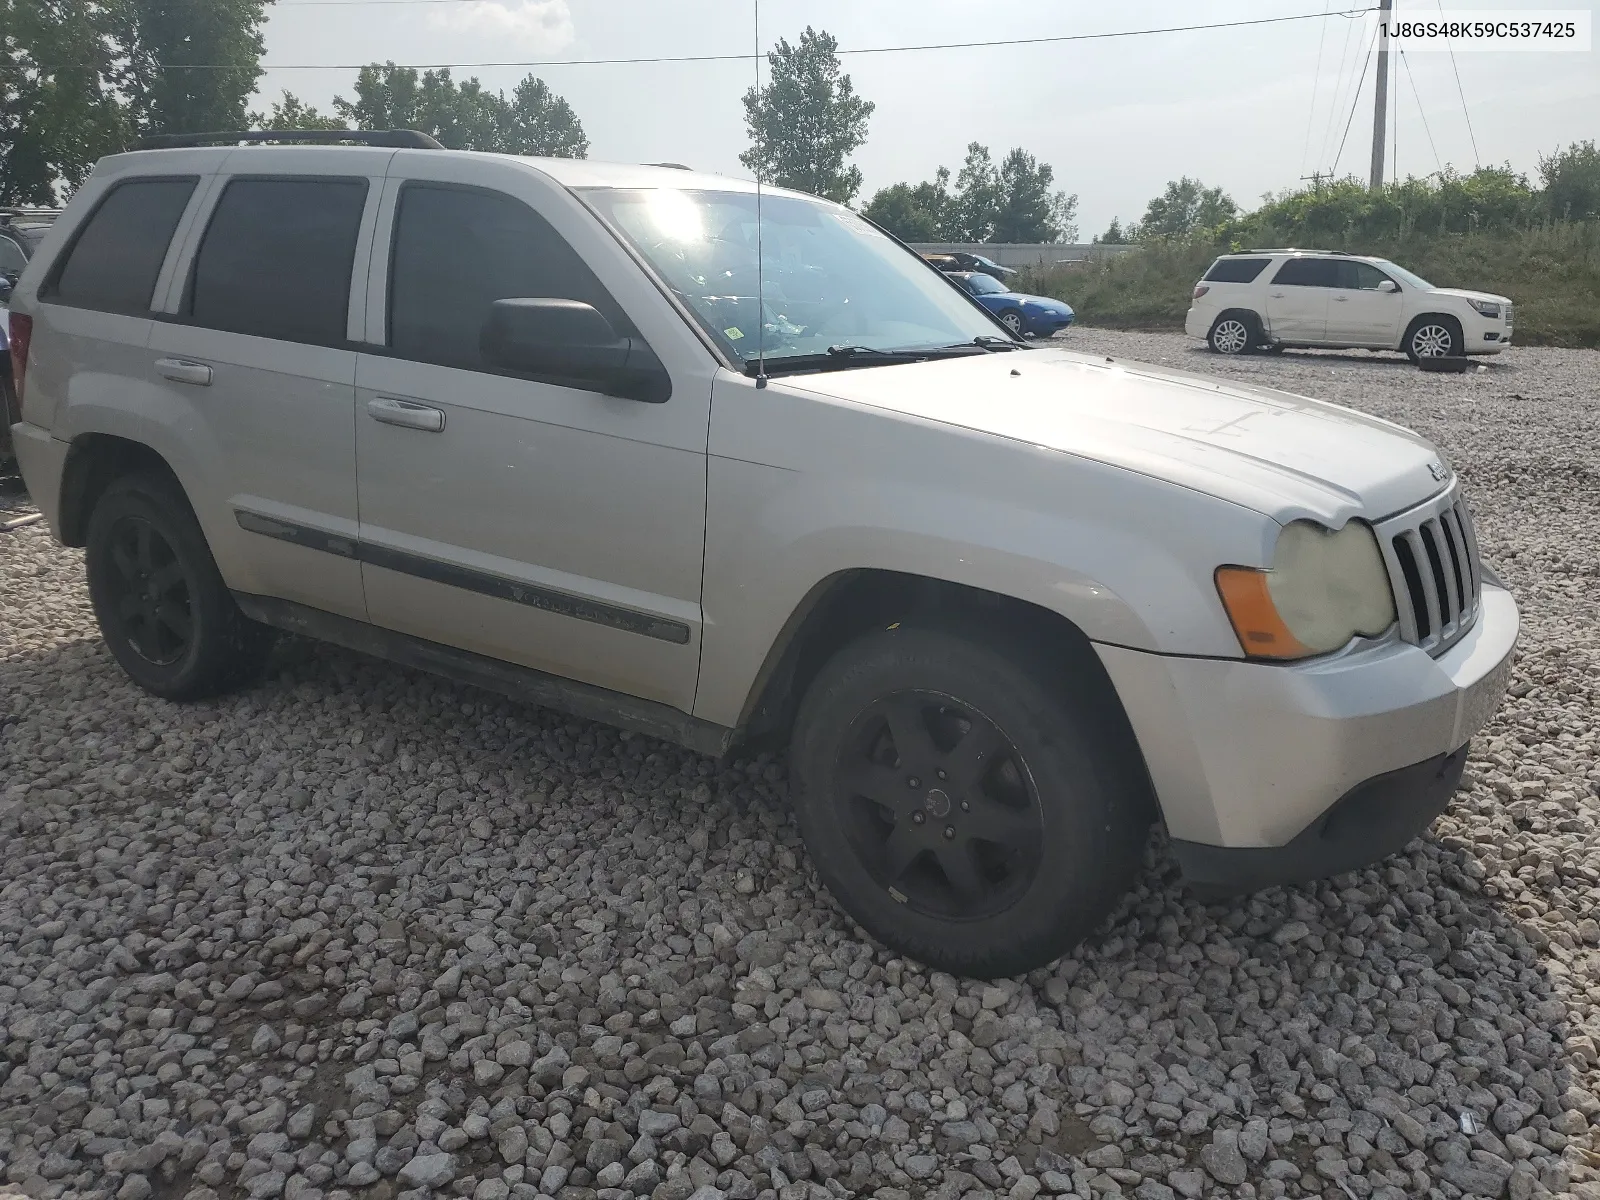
(1096, 581, 1518, 886)
(1460, 310, 1513, 354)
(1025, 311, 1074, 336)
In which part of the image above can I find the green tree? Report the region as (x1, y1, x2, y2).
(333, 63, 586, 156)
(992, 147, 1077, 243)
(1540, 140, 1600, 221)
(1095, 217, 1133, 244)
(120, 0, 272, 135)
(862, 170, 949, 242)
(500, 76, 587, 158)
(1137, 177, 1238, 239)
(945, 142, 1000, 241)
(740, 27, 874, 203)
(0, 0, 128, 204)
(250, 91, 347, 132)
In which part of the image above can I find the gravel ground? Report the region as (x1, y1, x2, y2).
(3, 330, 1599, 1200)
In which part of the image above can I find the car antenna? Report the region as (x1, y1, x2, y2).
(753, 0, 768, 389)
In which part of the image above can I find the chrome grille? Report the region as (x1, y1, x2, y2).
(1375, 486, 1482, 656)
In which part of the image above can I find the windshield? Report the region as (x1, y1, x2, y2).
(1377, 260, 1432, 289)
(583, 188, 1005, 365)
(963, 273, 1007, 295)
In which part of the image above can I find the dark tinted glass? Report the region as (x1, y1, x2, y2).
(1341, 261, 1393, 290)
(53, 178, 197, 314)
(389, 184, 628, 372)
(189, 178, 367, 345)
(0, 236, 27, 276)
(1202, 257, 1270, 283)
(1272, 258, 1341, 287)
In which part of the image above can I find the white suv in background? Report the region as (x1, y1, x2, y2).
(1186, 249, 1514, 361)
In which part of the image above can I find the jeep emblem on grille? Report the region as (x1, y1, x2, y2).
(1428, 461, 1447, 481)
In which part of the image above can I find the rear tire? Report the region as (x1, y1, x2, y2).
(85, 472, 274, 700)
(789, 625, 1149, 978)
(1207, 312, 1257, 355)
(1404, 316, 1462, 362)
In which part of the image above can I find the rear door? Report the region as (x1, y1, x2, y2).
(1264, 257, 1337, 342)
(1324, 260, 1404, 346)
(148, 151, 386, 621)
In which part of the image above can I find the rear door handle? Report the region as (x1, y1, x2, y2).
(1333, 295, 1349, 302)
(1269, 292, 1285, 299)
(155, 358, 212, 386)
(367, 396, 445, 432)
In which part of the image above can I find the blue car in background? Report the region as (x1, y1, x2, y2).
(947, 270, 1074, 337)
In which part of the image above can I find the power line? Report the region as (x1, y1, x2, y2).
(1400, 49, 1443, 174)
(1299, 0, 1334, 179)
(1330, 22, 1377, 177)
(1316, 6, 1362, 173)
(1435, 0, 1479, 167)
(8, 8, 1375, 70)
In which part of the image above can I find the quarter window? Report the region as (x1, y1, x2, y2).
(1202, 257, 1270, 284)
(387, 183, 630, 373)
(188, 177, 368, 346)
(50, 178, 198, 315)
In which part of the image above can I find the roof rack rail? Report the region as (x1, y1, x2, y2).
(645, 162, 693, 170)
(1240, 247, 1340, 255)
(136, 129, 445, 151)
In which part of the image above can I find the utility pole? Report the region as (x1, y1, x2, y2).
(1370, 0, 1393, 190)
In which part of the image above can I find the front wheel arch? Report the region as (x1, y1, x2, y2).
(1403, 314, 1464, 361)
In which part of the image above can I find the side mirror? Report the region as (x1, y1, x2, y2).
(480, 298, 671, 403)
(1380, 279, 1401, 293)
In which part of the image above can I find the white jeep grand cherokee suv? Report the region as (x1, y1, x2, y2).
(1186, 249, 1514, 360)
(8, 133, 1519, 978)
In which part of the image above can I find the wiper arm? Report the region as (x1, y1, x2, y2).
(970, 334, 1027, 351)
(749, 343, 990, 377)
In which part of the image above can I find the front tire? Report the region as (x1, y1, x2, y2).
(999, 309, 1026, 336)
(789, 625, 1149, 978)
(86, 472, 274, 700)
(1207, 312, 1256, 355)
(1405, 316, 1462, 362)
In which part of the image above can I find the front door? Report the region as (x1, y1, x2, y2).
(352, 157, 713, 714)
(1263, 257, 1337, 342)
(1324, 260, 1405, 346)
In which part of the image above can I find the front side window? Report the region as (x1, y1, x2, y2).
(1341, 261, 1394, 290)
(1377, 260, 1433, 289)
(583, 188, 1008, 369)
(188, 177, 368, 346)
(1272, 258, 1341, 288)
(50, 178, 198, 315)
(388, 183, 630, 373)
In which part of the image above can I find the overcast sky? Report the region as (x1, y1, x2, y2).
(255, 0, 1600, 238)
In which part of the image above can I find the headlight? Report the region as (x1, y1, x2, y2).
(1215, 520, 1397, 660)
(1471, 300, 1501, 318)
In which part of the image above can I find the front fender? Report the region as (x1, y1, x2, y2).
(694, 372, 1276, 728)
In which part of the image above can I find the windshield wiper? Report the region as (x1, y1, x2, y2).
(967, 335, 1027, 351)
(747, 342, 991, 377)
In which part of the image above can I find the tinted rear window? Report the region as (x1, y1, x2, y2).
(188, 178, 368, 346)
(51, 178, 198, 315)
(1272, 258, 1341, 287)
(1202, 257, 1270, 284)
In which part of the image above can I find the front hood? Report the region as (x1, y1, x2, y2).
(779, 347, 1449, 524)
(1014, 293, 1071, 310)
(1429, 286, 1512, 306)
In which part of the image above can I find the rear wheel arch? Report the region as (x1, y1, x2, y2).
(59, 434, 184, 547)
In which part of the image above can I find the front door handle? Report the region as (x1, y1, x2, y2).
(155, 358, 213, 386)
(367, 396, 445, 432)
(1333, 295, 1349, 302)
(1269, 292, 1286, 299)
